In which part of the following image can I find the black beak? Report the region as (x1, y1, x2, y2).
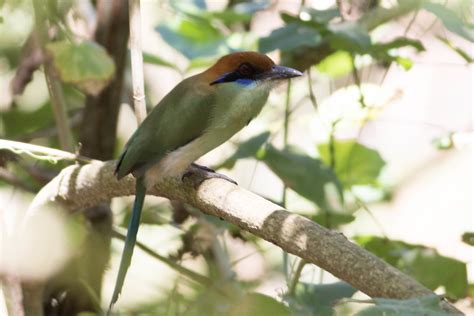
(260, 65, 303, 81)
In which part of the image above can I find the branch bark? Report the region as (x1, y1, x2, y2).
(25, 160, 461, 314)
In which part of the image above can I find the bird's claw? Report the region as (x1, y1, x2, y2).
(182, 164, 238, 188)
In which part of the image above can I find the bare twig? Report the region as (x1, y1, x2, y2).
(112, 228, 213, 287)
(128, 0, 147, 124)
(0, 139, 94, 164)
(32, 0, 74, 152)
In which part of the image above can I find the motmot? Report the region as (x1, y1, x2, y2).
(110, 51, 302, 308)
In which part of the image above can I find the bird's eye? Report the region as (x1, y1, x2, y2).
(238, 63, 254, 76)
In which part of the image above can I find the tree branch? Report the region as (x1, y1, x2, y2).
(23, 160, 460, 314)
(128, 0, 147, 124)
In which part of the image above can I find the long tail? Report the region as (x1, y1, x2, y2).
(109, 177, 146, 312)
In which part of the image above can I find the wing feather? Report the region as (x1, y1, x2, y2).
(116, 76, 215, 179)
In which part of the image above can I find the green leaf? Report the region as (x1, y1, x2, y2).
(461, 232, 474, 246)
(302, 7, 340, 24)
(437, 36, 473, 63)
(424, 2, 474, 42)
(355, 236, 468, 299)
(355, 295, 459, 316)
(259, 23, 323, 53)
(372, 37, 425, 52)
(218, 132, 270, 169)
(261, 145, 344, 211)
(316, 51, 353, 78)
(205, 10, 251, 25)
(368, 37, 425, 70)
(311, 211, 355, 229)
(286, 282, 357, 316)
(156, 17, 227, 60)
(142, 52, 178, 69)
(229, 293, 291, 316)
(2, 102, 53, 138)
(46, 41, 115, 96)
(328, 22, 371, 52)
(318, 140, 385, 188)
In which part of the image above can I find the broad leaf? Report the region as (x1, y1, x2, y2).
(355, 236, 468, 299)
(286, 282, 357, 316)
(218, 131, 270, 169)
(355, 295, 459, 316)
(424, 2, 474, 42)
(46, 41, 115, 96)
(318, 140, 385, 188)
(259, 23, 323, 53)
(261, 145, 344, 211)
(328, 22, 371, 52)
(156, 17, 227, 60)
(302, 7, 340, 24)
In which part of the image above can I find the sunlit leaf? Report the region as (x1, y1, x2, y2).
(318, 140, 385, 188)
(316, 51, 353, 77)
(261, 145, 344, 211)
(355, 295, 459, 316)
(286, 282, 357, 316)
(259, 23, 323, 53)
(424, 2, 474, 42)
(355, 236, 468, 299)
(218, 131, 270, 169)
(46, 41, 115, 96)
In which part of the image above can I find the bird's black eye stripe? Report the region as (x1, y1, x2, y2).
(210, 63, 263, 85)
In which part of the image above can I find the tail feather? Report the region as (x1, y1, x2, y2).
(108, 177, 146, 312)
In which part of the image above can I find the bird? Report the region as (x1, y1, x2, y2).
(109, 51, 302, 310)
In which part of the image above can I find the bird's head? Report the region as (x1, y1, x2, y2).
(204, 52, 303, 88)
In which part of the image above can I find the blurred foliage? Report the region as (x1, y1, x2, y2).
(355, 236, 468, 299)
(0, 0, 473, 315)
(353, 294, 460, 316)
(285, 282, 357, 316)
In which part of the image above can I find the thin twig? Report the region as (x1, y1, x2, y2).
(282, 80, 292, 282)
(288, 259, 307, 296)
(32, 0, 74, 152)
(112, 228, 213, 287)
(0, 139, 94, 164)
(128, 0, 147, 124)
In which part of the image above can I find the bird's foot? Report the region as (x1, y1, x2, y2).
(182, 163, 238, 188)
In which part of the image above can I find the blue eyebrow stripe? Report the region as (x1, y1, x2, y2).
(235, 78, 254, 85)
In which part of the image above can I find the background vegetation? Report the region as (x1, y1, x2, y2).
(0, 0, 472, 315)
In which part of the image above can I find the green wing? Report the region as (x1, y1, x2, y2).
(116, 76, 215, 179)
